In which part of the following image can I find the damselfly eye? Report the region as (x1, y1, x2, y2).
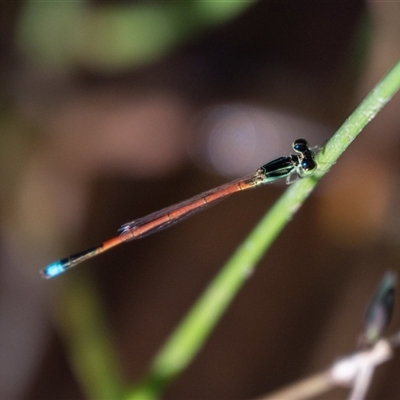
(301, 158, 317, 173)
(293, 138, 308, 153)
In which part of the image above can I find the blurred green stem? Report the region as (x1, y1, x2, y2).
(56, 274, 123, 399)
(126, 59, 400, 400)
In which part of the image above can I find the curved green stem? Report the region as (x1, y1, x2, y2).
(56, 274, 123, 400)
(126, 59, 400, 400)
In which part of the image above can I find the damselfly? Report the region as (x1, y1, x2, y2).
(42, 138, 317, 278)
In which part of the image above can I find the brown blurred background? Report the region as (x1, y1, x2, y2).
(1, 1, 400, 399)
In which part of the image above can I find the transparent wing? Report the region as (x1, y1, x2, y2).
(119, 172, 260, 240)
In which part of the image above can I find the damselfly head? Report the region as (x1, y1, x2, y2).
(292, 138, 317, 176)
(300, 158, 317, 175)
(292, 138, 309, 154)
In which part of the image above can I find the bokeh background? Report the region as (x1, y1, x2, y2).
(2, 1, 400, 399)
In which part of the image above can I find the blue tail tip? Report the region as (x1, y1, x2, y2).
(41, 261, 65, 279)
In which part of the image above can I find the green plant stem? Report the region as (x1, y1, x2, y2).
(56, 274, 123, 400)
(126, 59, 400, 400)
